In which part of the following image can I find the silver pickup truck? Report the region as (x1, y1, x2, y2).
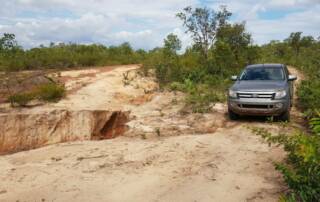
(228, 64, 297, 121)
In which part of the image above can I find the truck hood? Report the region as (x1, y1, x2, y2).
(231, 80, 287, 92)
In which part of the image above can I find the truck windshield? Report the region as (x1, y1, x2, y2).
(240, 67, 285, 81)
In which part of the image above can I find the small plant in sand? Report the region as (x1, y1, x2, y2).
(122, 72, 131, 86)
(141, 133, 147, 139)
(122, 71, 136, 86)
(155, 128, 161, 137)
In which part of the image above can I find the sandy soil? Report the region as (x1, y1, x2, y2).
(0, 65, 305, 202)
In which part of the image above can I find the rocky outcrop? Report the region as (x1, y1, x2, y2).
(0, 110, 129, 154)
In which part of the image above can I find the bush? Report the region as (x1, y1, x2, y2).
(168, 78, 226, 113)
(184, 81, 226, 113)
(7, 83, 65, 107)
(169, 82, 186, 92)
(298, 80, 320, 114)
(186, 90, 224, 113)
(252, 127, 320, 202)
(154, 63, 169, 86)
(310, 111, 320, 135)
(36, 83, 65, 102)
(1, 33, 144, 71)
(8, 92, 34, 107)
(276, 134, 320, 202)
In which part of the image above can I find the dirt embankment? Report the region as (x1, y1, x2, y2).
(0, 110, 129, 154)
(0, 65, 305, 202)
(0, 65, 154, 154)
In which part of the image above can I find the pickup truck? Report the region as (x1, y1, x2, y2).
(228, 64, 297, 121)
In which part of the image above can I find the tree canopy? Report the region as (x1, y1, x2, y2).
(176, 6, 232, 58)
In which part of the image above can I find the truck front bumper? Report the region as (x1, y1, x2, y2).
(228, 98, 288, 116)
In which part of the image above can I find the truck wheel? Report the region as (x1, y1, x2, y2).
(228, 109, 239, 120)
(278, 110, 290, 122)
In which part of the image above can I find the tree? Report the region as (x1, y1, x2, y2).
(286, 32, 302, 57)
(0, 33, 24, 71)
(0, 33, 19, 51)
(301, 35, 315, 47)
(285, 32, 314, 57)
(216, 23, 252, 62)
(176, 6, 232, 58)
(119, 42, 133, 55)
(211, 40, 235, 75)
(164, 33, 181, 54)
(245, 45, 261, 65)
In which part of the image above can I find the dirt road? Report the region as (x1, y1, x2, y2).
(0, 65, 304, 202)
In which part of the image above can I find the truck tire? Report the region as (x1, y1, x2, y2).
(278, 110, 290, 122)
(228, 109, 239, 120)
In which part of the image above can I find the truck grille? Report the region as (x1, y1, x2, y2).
(237, 92, 274, 99)
(239, 104, 273, 109)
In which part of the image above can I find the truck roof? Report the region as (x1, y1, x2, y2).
(246, 64, 284, 69)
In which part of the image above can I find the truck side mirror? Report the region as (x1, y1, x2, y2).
(231, 75, 238, 81)
(288, 75, 297, 81)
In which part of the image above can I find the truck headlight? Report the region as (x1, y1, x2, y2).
(275, 90, 287, 99)
(229, 90, 237, 98)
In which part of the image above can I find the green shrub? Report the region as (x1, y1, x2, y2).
(298, 80, 320, 114)
(185, 82, 225, 113)
(186, 91, 224, 113)
(36, 83, 65, 102)
(252, 127, 320, 202)
(7, 83, 65, 107)
(8, 92, 34, 107)
(169, 82, 185, 91)
(155, 63, 169, 86)
(1, 33, 144, 71)
(310, 111, 320, 135)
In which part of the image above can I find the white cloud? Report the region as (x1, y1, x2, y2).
(0, 0, 319, 49)
(242, 4, 320, 44)
(268, 0, 320, 7)
(207, 0, 320, 44)
(0, 0, 198, 49)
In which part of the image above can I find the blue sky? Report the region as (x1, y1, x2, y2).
(0, 0, 319, 49)
(258, 8, 302, 20)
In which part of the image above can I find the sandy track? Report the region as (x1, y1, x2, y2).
(0, 127, 285, 202)
(0, 65, 304, 202)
